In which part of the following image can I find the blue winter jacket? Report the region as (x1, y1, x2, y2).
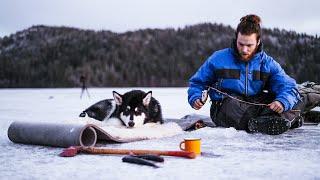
(188, 45, 300, 112)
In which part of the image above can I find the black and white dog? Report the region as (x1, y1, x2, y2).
(79, 90, 163, 128)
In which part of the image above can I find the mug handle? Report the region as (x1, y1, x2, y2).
(179, 141, 185, 151)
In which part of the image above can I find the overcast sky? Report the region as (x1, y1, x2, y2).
(0, 0, 319, 38)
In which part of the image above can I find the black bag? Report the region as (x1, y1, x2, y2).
(298, 82, 320, 123)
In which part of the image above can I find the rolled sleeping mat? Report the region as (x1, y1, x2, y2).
(7, 121, 97, 147)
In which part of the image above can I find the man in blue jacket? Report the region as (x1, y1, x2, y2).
(188, 14, 301, 135)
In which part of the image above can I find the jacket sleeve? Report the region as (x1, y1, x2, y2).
(187, 54, 216, 107)
(268, 58, 300, 111)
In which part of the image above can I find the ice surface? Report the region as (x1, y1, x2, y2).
(0, 88, 319, 180)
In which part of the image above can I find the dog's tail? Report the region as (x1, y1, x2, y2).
(79, 111, 87, 117)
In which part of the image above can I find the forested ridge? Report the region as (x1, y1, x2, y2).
(0, 23, 319, 88)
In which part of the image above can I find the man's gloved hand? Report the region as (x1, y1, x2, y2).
(268, 101, 284, 113)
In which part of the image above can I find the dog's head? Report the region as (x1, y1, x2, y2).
(112, 90, 153, 128)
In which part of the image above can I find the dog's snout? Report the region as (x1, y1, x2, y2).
(130, 114, 134, 120)
(128, 121, 135, 127)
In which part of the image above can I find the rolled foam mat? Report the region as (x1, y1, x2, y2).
(8, 121, 97, 147)
(7, 114, 212, 147)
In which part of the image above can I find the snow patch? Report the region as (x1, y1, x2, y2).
(0, 88, 319, 179)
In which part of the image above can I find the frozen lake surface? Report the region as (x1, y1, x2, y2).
(0, 88, 319, 180)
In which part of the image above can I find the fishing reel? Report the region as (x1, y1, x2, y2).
(201, 90, 208, 104)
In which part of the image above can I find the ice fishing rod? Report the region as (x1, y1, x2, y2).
(202, 86, 301, 113)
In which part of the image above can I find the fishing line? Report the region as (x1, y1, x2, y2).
(205, 86, 301, 112)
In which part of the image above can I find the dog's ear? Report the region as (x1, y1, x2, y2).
(143, 91, 152, 106)
(113, 91, 123, 105)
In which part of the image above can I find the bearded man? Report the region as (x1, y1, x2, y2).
(187, 14, 301, 135)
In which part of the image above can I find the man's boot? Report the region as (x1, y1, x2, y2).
(289, 115, 304, 129)
(248, 116, 291, 135)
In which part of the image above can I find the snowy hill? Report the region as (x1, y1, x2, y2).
(0, 24, 319, 88)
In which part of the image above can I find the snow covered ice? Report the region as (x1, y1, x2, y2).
(0, 88, 320, 180)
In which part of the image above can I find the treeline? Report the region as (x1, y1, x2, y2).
(0, 24, 319, 88)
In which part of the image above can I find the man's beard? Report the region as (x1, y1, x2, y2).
(240, 52, 254, 61)
(239, 46, 258, 61)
